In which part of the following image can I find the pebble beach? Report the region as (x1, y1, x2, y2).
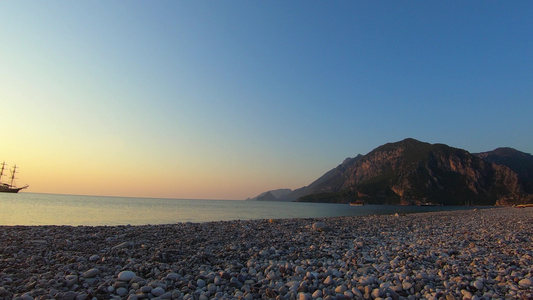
(1, 208, 532, 300)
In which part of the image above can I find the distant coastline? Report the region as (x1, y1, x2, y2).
(248, 138, 533, 207)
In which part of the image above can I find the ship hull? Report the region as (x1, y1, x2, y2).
(0, 185, 28, 193)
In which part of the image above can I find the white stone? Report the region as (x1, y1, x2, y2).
(117, 270, 136, 282)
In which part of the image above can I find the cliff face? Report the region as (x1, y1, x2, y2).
(475, 148, 533, 194)
(289, 139, 530, 205)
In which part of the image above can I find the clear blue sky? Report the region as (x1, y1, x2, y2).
(1, 1, 532, 199)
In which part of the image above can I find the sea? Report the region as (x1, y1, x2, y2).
(0, 193, 486, 226)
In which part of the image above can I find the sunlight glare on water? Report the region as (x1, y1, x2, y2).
(0, 193, 482, 226)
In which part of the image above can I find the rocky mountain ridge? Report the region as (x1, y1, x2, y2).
(248, 138, 533, 206)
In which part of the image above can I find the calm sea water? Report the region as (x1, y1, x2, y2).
(0, 193, 483, 226)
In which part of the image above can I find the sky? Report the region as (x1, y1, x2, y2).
(1, 1, 532, 200)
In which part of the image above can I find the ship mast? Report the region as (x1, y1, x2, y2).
(0, 162, 5, 183)
(10, 165, 17, 187)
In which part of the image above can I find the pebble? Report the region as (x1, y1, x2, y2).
(151, 286, 165, 296)
(312, 290, 322, 298)
(402, 282, 413, 290)
(207, 283, 217, 293)
(312, 222, 330, 232)
(89, 254, 100, 262)
(472, 278, 484, 290)
(335, 285, 347, 293)
(116, 287, 128, 296)
(518, 278, 533, 288)
(82, 268, 99, 278)
(196, 279, 206, 288)
(117, 270, 136, 281)
(0, 208, 531, 299)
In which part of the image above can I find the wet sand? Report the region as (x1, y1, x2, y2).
(0, 208, 532, 299)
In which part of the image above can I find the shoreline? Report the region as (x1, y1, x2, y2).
(0, 192, 499, 226)
(1, 208, 532, 299)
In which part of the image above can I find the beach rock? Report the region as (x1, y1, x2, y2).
(82, 268, 99, 278)
(116, 287, 128, 296)
(207, 283, 217, 293)
(461, 289, 473, 299)
(402, 282, 413, 290)
(351, 287, 363, 297)
(312, 222, 330, 232)
(229, 277, 242, 287)
(151, 287, 165, 296)
(112, 241, 131, 250)
(298, 293, 311, 300)
(197, 279, 206, 288)
(312, 290, 323, 298)
(371, 288, 383, 298)
(65, 275, 78, 287)
(118, 271, 136, 281)
(89, 255, 100, 262)
(518, 278, 533, 288)
(335, 285, 347, 293)
(359, 276, 376, 285)
(472, 279, 484, 290)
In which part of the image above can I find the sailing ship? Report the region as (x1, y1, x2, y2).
(0, 162, 28, 193)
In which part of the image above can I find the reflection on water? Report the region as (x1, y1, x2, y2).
(0, 193, 484, 226)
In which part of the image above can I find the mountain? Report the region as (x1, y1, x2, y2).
(246, 188, 293, 201)
(251, 138, 533, 206)
(475, 148, 533, 194)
